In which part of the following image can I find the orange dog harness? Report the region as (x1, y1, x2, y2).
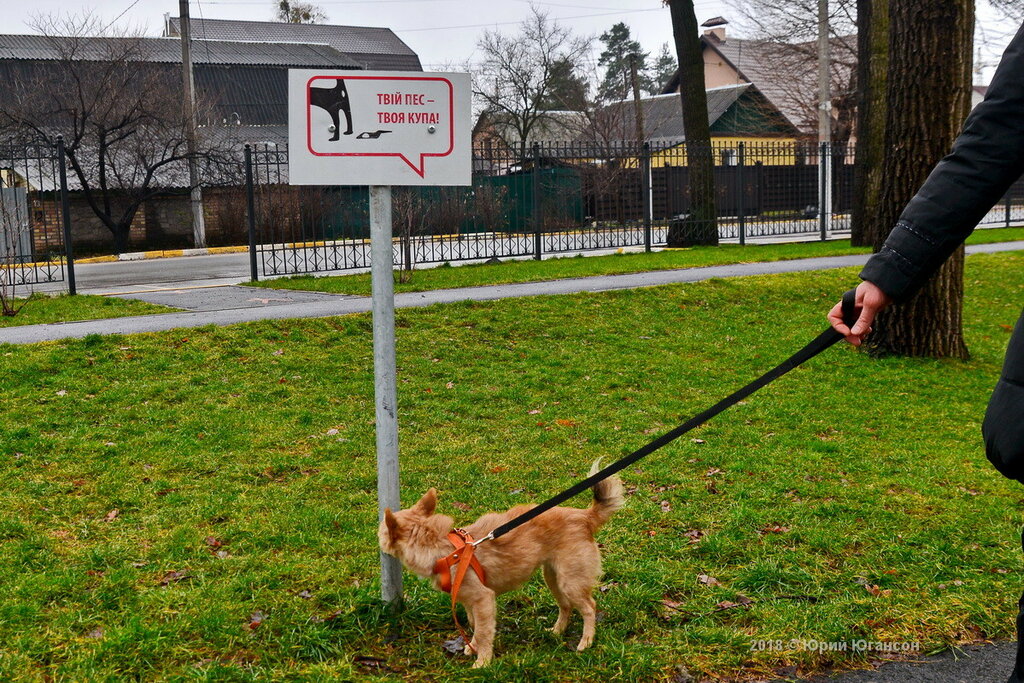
(432, 528, 487, 652)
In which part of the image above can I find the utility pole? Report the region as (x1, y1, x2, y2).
(817, 0, 832, 234)
(179, 0, 206, 248)
(629, 54, 646, 144)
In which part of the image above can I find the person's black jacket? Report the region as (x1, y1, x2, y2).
(860, 21, 1024, 301)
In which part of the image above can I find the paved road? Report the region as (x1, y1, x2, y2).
(772, 641, 1015, 682)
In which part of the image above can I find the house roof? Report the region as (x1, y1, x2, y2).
(165, 16, 422, 71)
(663, 32, 855, 134)
(0, 35, 363, 126)
(605, 84, 752, 143)
(0, 34, 362, 68)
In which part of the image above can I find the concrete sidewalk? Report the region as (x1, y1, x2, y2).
(4, 240, 1023, 346)
(3, 252, 872, 344)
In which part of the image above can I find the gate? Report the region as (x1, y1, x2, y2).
(0, 138, 74, 295)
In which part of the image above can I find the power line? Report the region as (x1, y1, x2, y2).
(396, 8, 664, 33)
(101, 0, 144, 33)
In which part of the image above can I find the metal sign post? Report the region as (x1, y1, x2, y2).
(370, 185, 402, 604)
(288, 69, 471, 606)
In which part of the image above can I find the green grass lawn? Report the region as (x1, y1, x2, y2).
(0, 293, 174, 328)
(2, 253, 1024, 681)
(249, 226, 1024, 297)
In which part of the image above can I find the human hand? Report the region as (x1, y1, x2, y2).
(828, 281, 893, 346)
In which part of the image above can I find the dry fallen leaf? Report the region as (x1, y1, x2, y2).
(104, 509, 119, 522)
(528, 409, 542, 415)
(248, 611, 265, 630)
(451, 502, 471, 512)
(865, 584, 892, 597)
(697, 574, 722, 587)
(659, 500, 672, 512)
(158, 570, 191, 586)
(683, 529, 705, 544)
(556, 419, 578, 427)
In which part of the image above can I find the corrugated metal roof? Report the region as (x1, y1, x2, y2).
(0, 60, 307, 126)
(603, 84, 751, 143)
(0, 34, 362, 68)
(662, 34, 855, 135)
(166, 16, 422, 71)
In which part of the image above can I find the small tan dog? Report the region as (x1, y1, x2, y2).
(378, 464, 624, 667)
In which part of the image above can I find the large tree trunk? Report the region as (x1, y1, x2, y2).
(867, 0, 973, 359)
(850, 0, 888, 246)
(666, 0, 717, 247)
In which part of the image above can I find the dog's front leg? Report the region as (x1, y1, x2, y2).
(463, 604, 477, 656)
(464, 590, 497, 667)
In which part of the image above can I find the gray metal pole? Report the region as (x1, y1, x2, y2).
(56, 136, 76, 296)
(641, 142, 652, 252)
(244, 144, 258, 282)
(817, 0, 832, 237)
(179, 0, 206, 248)
(370, 185, 403, 605)
(737, 142, 746, 246)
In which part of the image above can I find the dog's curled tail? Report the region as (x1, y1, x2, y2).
(587, 459, 625, 528)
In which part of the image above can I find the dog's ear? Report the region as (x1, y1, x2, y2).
(383, 508, 401, 541)
(413, 488, 437, 515)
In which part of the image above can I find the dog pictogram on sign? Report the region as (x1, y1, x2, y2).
(289, 70, 471, 186)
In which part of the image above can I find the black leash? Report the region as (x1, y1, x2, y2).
(473, 289, 860, 546)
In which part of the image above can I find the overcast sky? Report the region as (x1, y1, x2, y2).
(0, 0, 1017, 82)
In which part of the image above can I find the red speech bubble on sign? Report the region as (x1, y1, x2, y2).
(305, 75, 455, 178)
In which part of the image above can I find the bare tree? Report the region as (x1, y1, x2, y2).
(0, 15, 233, 254)
(473, 6, 592, 157)
(275, 0, 327, 23)
(988, 0, 1024, 21)
(850, 0, 888, 245)
(665, 0, 718, 246)
(867, 0, 974, 358)
(724, 0, 859, 141)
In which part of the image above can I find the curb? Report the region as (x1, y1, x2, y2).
(76, 245, 249, 264)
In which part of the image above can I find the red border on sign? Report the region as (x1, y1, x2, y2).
(306, 75, 456, 178)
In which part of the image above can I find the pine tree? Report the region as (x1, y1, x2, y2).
(598, 23, 653, 101)
(650, 43, 677, 95)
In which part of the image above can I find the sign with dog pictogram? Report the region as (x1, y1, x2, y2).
(288, 70, 471, 186)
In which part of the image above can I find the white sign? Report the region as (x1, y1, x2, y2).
(288, 70, 471, 186)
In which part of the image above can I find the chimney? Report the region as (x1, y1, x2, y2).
(702, 16, 728, 42)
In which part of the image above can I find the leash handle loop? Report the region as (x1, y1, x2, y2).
(841, 288, 859, 330)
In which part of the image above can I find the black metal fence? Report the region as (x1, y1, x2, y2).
(244, 140, 1024, 279)
(0, 138, 74, 298)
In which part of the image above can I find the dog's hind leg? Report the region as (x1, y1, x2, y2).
(543, 564, 573, 635)
(553, 545, 601, 651)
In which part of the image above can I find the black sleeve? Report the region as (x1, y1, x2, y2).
(860, 21, 1024, 302)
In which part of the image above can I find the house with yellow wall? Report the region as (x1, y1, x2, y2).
(599, 81, 803, 168)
